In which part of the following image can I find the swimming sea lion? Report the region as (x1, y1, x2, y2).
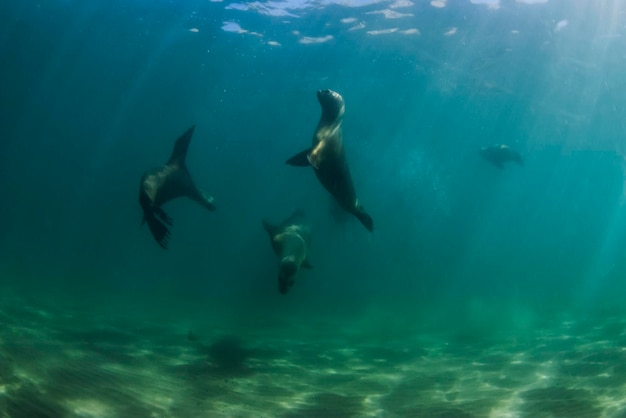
(286, 89, 374, 232)
(139, 125, 216, 249)
(480, 144, 524, 169)
(263, 210, 312, 294)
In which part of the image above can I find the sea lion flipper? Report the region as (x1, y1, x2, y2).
(282, 209, 306, 227)
(190, 188, 216, 212)
(167, 125, 196, 167)
(144, 211, 171, 249)
(200, 191, 216, 211)
(286, 149, 311, 167)
(262, 220, 278, 237)
(303, 259, 313, 269)
(354, 207, 374, 232)
(291, 208, 306, 218)
(154, 207, 173, 226)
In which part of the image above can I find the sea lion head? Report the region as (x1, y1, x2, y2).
(278, 257, 299, 294)
(317, 89, 345, 122)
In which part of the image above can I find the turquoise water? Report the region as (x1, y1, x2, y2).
(2, 0, 626, 416)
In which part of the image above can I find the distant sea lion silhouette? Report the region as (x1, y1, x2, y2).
(139, 125, 216, 249)
(480, 144, 524, 169)
(263, 210, 312, 294)
(286, 89, 374, 232)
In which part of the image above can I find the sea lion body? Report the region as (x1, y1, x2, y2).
(263, 210, 312, 294)
(480, 144, 524, 169)
(286, 89, 373, 232)
(139, 125, 216, 249)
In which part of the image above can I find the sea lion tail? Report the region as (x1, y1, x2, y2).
(167, 125, 196, 167)
(354, 207, 374, 232)
(144, 210, 171, 249)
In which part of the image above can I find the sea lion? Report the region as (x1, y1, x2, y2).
(480, 144, 524, 169)
(286, 89, 374, 232)
(139, 125, 216, 249)
(263, 210, 312, 294)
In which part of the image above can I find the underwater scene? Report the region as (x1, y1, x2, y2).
(2, 0, 626, 416)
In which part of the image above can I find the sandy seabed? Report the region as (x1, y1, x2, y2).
(0, 295, 625, 418)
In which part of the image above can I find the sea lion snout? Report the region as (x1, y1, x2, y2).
(317, 89, 332, 98)
(317, 89, 342, 103)
(317, 89, 345, 120)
